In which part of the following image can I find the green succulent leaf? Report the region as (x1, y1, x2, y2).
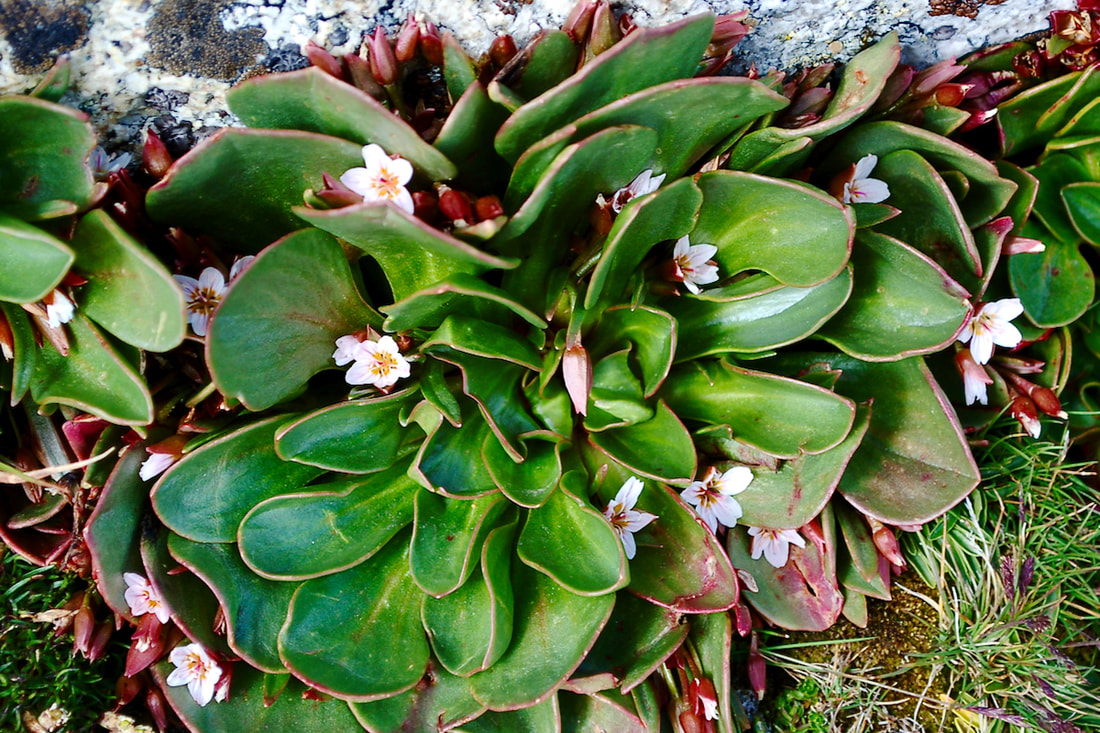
(999, 66, 1100, 156)
(279, 529, 428, 700)
(488, 30, 578, 110)
(152, 416, 324, 543)
(168, 534, 298, 672)
(578, 592, 688, 692)
(834, 499, 891, 601)
(206, 227, 380, 411)
(666, 267, 853, 359)
(413, 405, 501, 498)
(296, 202, 516, 303)
(1030, 153, 1089, 244)
(585, 178, 703, 311)
(586, 350, 652, 430)
(484, 433, 564, 507)
(467, 561, 615, 711)
(494, 14, 715, 162)
(146, 128, 363, 252)
(274, 388, 421, 473)
(0, 96, 98, 219)
(453, 697, 560, 732)
(141, 528, 231, 657)
(350, 660, 487, 732)
(691, 171, 854, 287)
(1009, 219, 1095, 328)
(434, 81, 512, 192)
(871, 149, 981, 282)
(558, 692, 647, 733)
(30, 314, 154, 425)
(383, 274, 545, 333)
(816, 230, 971, 361)
(410, 491, 510, 597)
(517, 486, 627, 596)
(0, 214, 74, 304)
(422, 520, 517, 677)
(823, 121, 1017, 228)
(228, 66, 457, 181)
(510, 77, 787, 207)
(661, 360, 856, 459)
(587, 305, 677, 397)
(825, 355, 980, 524)
(154, 665, 364, 733)
(737, 404, 871, 529)
(588, 401, 697, 485)
(69, 210, 186, 351)
(83, 445, 148, 621)
(689, 611, 734, 733)
(0, 301, 35, 403)
(1063, 181, 1100, 246)
(443, 32, 479, 100)
(728, 33, 900, 172)
(238, 464, 417, 580)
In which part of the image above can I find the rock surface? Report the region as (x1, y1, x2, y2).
(0, 0, 1071, 150)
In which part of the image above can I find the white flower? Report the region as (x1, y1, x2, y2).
(174, 267, 226, 337)
(957, 297, 1024, 365)
(166, 643, 222, 707)
(44, 290, 74, 328)
(229, 255, 255, 280)
(670, 236, 720, 294)
(747, 526, 806, 569)
(700, 693, 718, 721)
(603, 476, 658, 560)
(344, 335, 411, 388)
(956, 349, 993, 406)
(332, 334, 365, 366)
(340, 143, 415, 214)
(123, 573, 171, 624)
(681, 465, 752, 533)
(608, 169, 666, 213)
(139, 452, 176, 481)
(841, 154, 890, 204)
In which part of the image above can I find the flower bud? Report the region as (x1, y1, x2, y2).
(142, 129, 173, 180)
(563, 341, 592, 416)
(72, 605, 95, 656)
(412, 190, 438, 222)
(369, 27, 398, 86)
(303, 40, 343, 78)
(1003, 236, 1045, 255)
(0, 309, 13, 360)
(866, 517, 906, 569)
(125, 614, 167, 676)
(587, 1, 620, 58)
(420, 22, 443, 65)
(564, 0, 597, 42)
(438, 186, 473, 224)
(1004, 372, 1067, 418)
(474, 195, 504, 221)
(344, 52, 386, 100)
(490, 34, 518, 67)
(114, 675, 143, 709)
(678, 710, 706, 733)
(748, 634, 766, 700)
(87, 619, 114, 662)
(146, 686, 169, 733)
(1009, 395, 1041, 438)
(395, 14, 420, 63)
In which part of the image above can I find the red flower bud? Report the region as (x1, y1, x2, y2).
(1004, 372, 1067, 419)
(420, 22, 444, 65)
(114, 675, 143, 709)
(748, 633, 767, 700)
(438, 186, 473, 224)
(303, 40, 343, 78)
(0, 309, 14, 360)
(564, 0, 597, 42)
(474, 195, 504, 221)
(344, 52, 386, 100)
(125, 614, 167, 677)
(490, 34, 518, 67)
(87, 619, 114, 662)
(395, 14, 420, 63)
(1009, 395, 1042, 438)
(146, 686, 169, 732)
(368, 27, 398, 86)
(412, 190, 438, 222)
(142, 129, 173, 180)
(867, 517, 906, 570)
(73, 605, 95, 657)
(563, 341, 592, 416)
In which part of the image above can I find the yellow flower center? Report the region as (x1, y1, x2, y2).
(187, 287, 221, 317)
(371, 168, 403, 200)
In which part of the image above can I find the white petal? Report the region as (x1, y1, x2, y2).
(620, 530, 637, 560)
(682, 278, 702, 295)
(763, 540, 790, 568)
(853, 154, 878, 180)
(339, 168, 373, 197)
(345, 359, 378, 386)
(173, 275, 200, 298)
(710, 496, 743, 529)
(850, 178, 890, 204)
(715, 466, 753, 495)
(672, 236, 691, 259)
(190, 312, 212, 338)
(139, 453, 175, 481)
(394, 187, 415, 214)
(780, 529, 806, 548)
(361, 143, 391, 169)
(197, 267, 226, 294)
(990, 321, 1023, 350)
(696, 504, 719, 533)
(688, 261, 720, 287)
(985, 297, 1024, 321)
(333, 335, 363, 366)
(622, 508, 658, 533)
(229, 256, 255, 280)
(616, 476, 645, 510)
(191, 676, 216, 707)
(749, 532, 766, 560)
(680, 482, 706, 507)
(384, 156, 414, 186)
(686, 244, 718, 266)
(969, 331, 994, 365)
(165, 666, 191, 688)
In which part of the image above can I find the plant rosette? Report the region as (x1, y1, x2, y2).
(0, 2, 1066, 731)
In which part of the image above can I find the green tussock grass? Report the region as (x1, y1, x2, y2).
(0, 549, 122, 732)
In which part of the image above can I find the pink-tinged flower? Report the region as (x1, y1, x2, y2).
(123, 573, 171, 624)
(681, 465, 752, 533)
(332, 334, 366, 366)
(608, 169, 666, 213)
(603, 476, 658, 560)
(841, 154, 890, 204)
(229, 255, 255, 280)
(166, 643, 222, 707)
(668, 236, 720, 294)
(957, 298, 1024, 365)
(44, 289, 74, 329)
(139, 452, 176, 482)
(344, 335, 411, 388)
(747, 526, 806, 568)
(340, 144, 414, 214)
(955, 349, 993, 406)
(692, 677, 719, 721)
(174, 268, 225, 337)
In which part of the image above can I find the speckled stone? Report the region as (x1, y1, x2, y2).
(0, 0, 1074, 153)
